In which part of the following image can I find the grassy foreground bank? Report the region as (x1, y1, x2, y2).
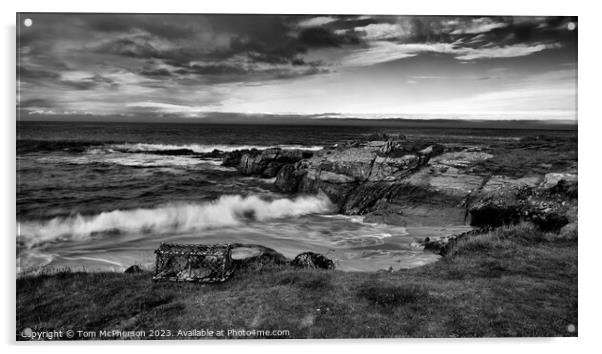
(17, 223, 577, 339)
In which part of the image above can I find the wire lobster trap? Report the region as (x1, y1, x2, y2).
(153, 243, 234, 283)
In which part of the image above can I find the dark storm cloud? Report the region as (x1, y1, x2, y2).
(84, 14, 197, 39)
(297, 27, 361, 47)
(224, 36, 303, 63)
(84, 16, 320, 81)
(17, 66, 60, 80)
(88, 14, 309, 68)
(16, 13, 577, 117)
(347, 15, 577, 48)
(139, 68, 172, 77)
(94, 37, 161, 58)
(19, 13, 200, 42)
(175, 63, 248, 76)
(207, 14, 295, 44)
(19, 98, 55, 108)
(458, 16, 578, 47)
(166, 60, 330, 86)
(60, 80, 98, 90)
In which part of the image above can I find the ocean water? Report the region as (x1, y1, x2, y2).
(16, 121, 484, 273)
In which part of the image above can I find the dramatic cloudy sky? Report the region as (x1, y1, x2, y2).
(17, 14, 577, 120)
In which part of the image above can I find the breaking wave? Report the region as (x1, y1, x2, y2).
(18, 194, 334, 247)
(18, 140, 324, 156)
(108, 143, 324, 154)
(38, 153, 221, 168)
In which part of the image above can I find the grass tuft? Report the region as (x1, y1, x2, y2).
(453, 222, 548, 257)
(452, 231, 508, 255)
(495, 222, 546, 244)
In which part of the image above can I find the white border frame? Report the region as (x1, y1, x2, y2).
(3, 1, 598, 353)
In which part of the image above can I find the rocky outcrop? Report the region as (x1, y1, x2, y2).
(226, 137, 577, 232)
(272, 139, 472, 226)
(275, 163, 305, 192)
(403, 151, 493, 197)
(341, 182, 467, 226)
(223, 148, 314, 178)
(222, 149, 259, 167)
(468, 172, 577, 231)
(292, 141, 441, 194)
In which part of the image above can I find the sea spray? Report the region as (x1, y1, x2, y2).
(18, 193, 334, 247)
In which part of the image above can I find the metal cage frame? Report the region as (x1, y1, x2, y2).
(152, 243, 234, 283)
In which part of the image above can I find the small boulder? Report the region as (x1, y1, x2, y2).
(291, 252, 335, 270)
(230, 243, 289, 270)
(422, 236, 455, 256)
(124, 265, 143, 274)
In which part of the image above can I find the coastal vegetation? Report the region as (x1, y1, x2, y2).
(17, 221, 577, 339)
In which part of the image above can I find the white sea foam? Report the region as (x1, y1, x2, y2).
(320, 214, 366, 224)
(38, 153, 231, 169)
(18, 194, 334, 247)
(108, 143, 324, 153)
(101, 154, 203, 167)
(241, 176, 277, 183)
(366, 232, 393, 239)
